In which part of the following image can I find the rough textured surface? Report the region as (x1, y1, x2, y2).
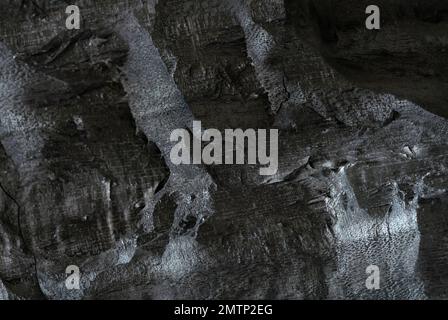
(0, 0, 447, 299)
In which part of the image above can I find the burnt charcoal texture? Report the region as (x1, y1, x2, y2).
(0, 0, 448, 300)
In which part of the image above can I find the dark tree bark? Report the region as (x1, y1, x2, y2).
(0, 0, 447, 299)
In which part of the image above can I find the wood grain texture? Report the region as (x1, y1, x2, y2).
(0, 0, 447, 299)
